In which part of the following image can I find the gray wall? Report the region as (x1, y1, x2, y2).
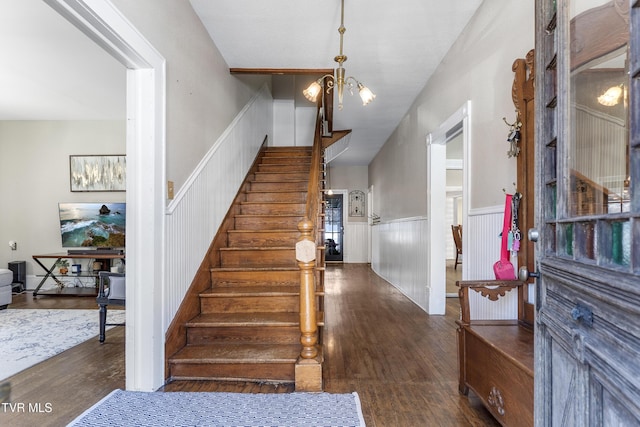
(329, 164, 369, 223)
(112, 0, 270, 192)
(369, 0, 535, 220)
(0, 120, 125, 278)
(0, 0, 270, 279)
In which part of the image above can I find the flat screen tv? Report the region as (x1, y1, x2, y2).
(59, 202, 126, 248)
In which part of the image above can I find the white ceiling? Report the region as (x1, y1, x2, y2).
(1, 0, 483, 165)
(0, 0, 126, 121)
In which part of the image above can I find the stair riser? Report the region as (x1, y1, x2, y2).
(228, 232, 299, 247)
(263, 150, 311, 158)
(258, 164, 310, 173)
(220, 249, 297, 267)
(250, 181, 307, 192)
(245, 192, 306, 203)
(235, 216, 302, 230)
(239, 203, 305, 215)
(253, 172, 308, 181)
(260, 157, 311, 165)
(169, 362, 295, 383)
(211, 270, 301, 287)
(200, 295, 299, 314)
(186, 326, 300, 345)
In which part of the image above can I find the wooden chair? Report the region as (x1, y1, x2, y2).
(96, 272, 125, 343)
(451, 224, 462, 269)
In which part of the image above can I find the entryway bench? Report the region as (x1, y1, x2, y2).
(456, 280, 534, 427)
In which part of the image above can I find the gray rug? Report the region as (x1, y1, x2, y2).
(0, 309, 125, 381)
(69, 389, 366, 427)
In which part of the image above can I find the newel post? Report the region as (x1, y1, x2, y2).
(295, 218, 322, 391)
(296, 218, 318, 359)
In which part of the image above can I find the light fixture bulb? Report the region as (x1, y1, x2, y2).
(303, 80, 323, 102)
(598, 85, 623, 106)
(357, 83, 376, 106)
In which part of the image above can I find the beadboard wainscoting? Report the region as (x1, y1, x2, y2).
(465, 205, 518, 319)
(371, 217, 429, 312)
(164, 86, 273, 329)
(370, 207, 517, 319)
(344, 222, 369, 263)
(464, 205, 504, 280)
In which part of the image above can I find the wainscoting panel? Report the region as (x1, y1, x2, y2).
(465, 206, 518, 319)
(369, 208, 517, 319)
(164, 86, 272, 330)
(371, 217, 429, 311)
(344, 222, 369, 263)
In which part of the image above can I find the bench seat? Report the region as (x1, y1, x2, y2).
(457, 280, 534, 427)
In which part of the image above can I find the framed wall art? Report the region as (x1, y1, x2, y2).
(349, 190, 365, 217)
(70, 155, 126, 192)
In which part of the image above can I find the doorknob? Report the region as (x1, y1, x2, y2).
(518, 266, 540, 281)
(528, 228, 540, 242)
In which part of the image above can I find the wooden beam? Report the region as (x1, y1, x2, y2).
(322, 129, 352, 149)
(230, 68, 334, 75)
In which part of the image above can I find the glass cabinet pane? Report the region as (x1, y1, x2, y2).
(569, 1, 630, 217)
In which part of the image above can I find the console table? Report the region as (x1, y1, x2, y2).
(32, 252, 125, 297)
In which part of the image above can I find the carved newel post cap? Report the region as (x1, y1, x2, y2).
(297, 218, 313, 234)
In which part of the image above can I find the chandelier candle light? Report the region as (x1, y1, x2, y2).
(303, 0, 376, 110)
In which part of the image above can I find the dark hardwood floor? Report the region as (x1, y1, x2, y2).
(2, 264, 498, 426)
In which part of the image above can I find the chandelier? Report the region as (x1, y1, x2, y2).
(303, 0, 376, 110)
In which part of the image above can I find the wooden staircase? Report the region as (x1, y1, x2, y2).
(167, 146, 324, 387)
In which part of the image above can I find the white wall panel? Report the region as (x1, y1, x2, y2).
(371, 217, 429, 312)
(344, 222, 369, 263)
(465, 206, 518, 319)
(465, 206, 504, 280)
(164, 86, 272, 330)
(272, 99, 294, 146)
(369, 208, 517, 318)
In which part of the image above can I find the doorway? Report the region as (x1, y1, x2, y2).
(325, 193, 344, 262)
(48, 0, 167, 391)
(427, 101, 470, 314)
(446, 128, 464, 297)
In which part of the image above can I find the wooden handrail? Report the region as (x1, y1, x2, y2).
(296, 103, 324, 360)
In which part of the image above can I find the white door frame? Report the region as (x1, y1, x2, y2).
(426, 101, 470, 314)
(46, 0, 167, 391)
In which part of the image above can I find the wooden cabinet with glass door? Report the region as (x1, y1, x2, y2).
(534, 0, 640, 425)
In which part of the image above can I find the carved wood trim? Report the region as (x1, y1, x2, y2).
(570, 0, 629, 71)
(229, 68, 334, 75)
(488, 386, 506, 416)
(469, 285, 517, 301)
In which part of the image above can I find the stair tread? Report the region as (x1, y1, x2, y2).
(211, 266, 325, 272)
(251, 179, 309, 183)
(219, 246, 295, 251)
(201, 286, 299, 297)
(245, 189, 307, 193)
(187, 312, 324, 327)
(235, 214, 303, 217)
(188, 312, 300, 326)
(227, 229, 299, 233)
(240, 201, 305, 205)
(170, 343, 301, 364)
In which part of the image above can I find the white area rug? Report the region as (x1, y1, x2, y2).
(70, 389, 366, 427)
(0, 309, 125, 381)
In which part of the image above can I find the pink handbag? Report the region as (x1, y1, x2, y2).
(493, 194, 516, 280)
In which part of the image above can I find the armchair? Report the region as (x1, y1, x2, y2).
(96, 271, 125, 343)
